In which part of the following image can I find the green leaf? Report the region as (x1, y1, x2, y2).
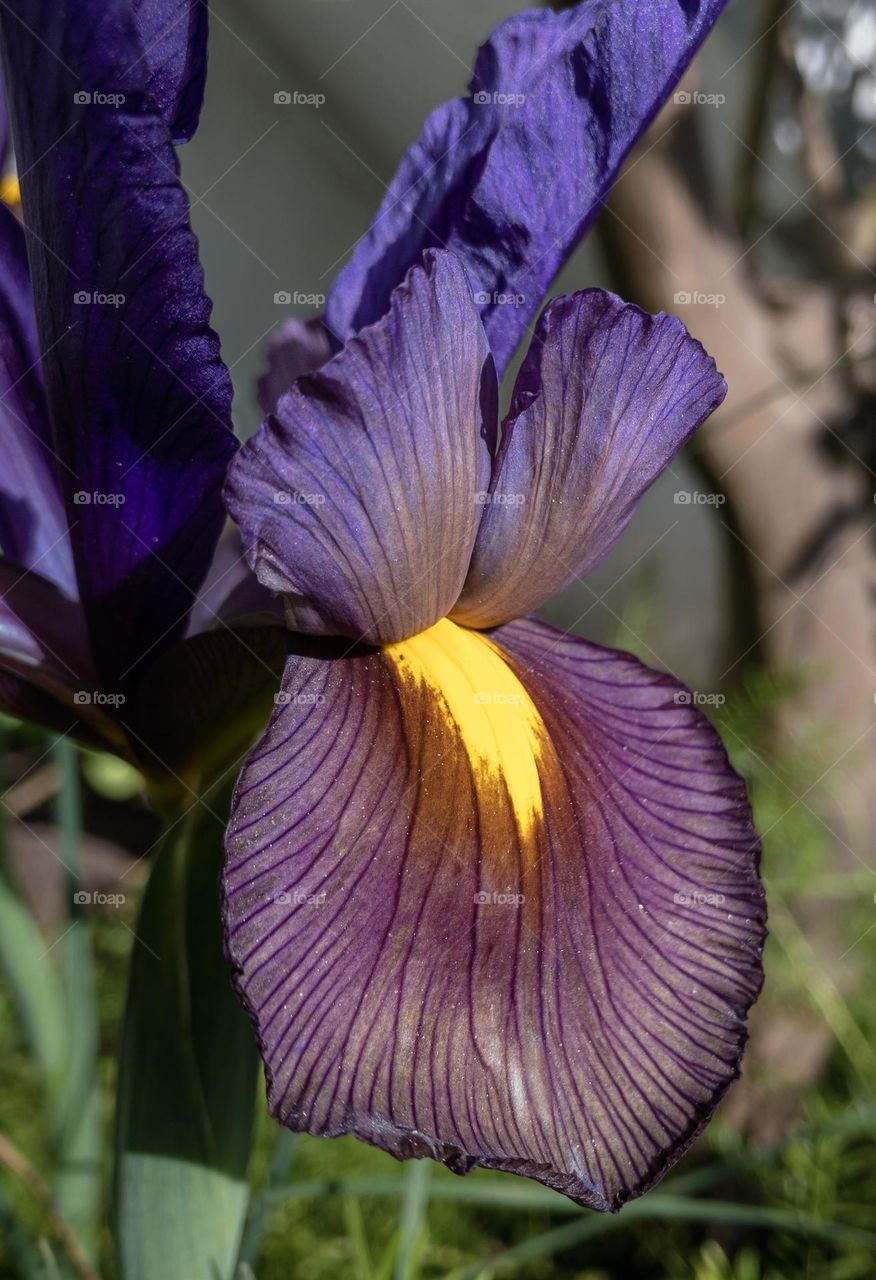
(113, 794, 259, 1280)
(0, 863, 68, 1114)
(394, 1160, 431, 1280)
(52, 738, 102, 1256)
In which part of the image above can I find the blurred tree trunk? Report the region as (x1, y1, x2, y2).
(602, 118, 875, 859)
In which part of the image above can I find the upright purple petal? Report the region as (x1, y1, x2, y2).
(0, 0, 236, 688)
(326, 0, 730, 374)
(225, 251, 495, 646)
(133, 0, 209, 143)
(0, 205, 74, 596)
(223, 616, 764, 1209)
(452, 290, 726, 629)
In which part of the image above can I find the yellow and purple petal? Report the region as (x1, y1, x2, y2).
(452, 291, 727, 629)
(225, 251, 496, 645)
(324, 1, 731, 376)
(223, 615, 764, 1209)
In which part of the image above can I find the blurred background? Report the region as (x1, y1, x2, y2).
(2, 0, 876, 1276)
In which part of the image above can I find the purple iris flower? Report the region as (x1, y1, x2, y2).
(0, 0, 282, 781)
(0, 0, 765, 1214)
(222, 3, 765, 1209)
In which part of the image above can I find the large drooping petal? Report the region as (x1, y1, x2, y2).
(324, 1, 730, 375)
(452, 291, 726, 630)
(225, 251, 496, 646)
(223, 615, 764, 1210)
(133, 0, 209, 143)
(0, 205, 75, 596)
(0, 0, 235, 690)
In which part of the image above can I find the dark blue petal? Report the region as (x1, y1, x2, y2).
(0, 0, 236, 689)
(133, 0, 209, 143)
(0, 204, 75, 595)
(325, 0, 729, 375)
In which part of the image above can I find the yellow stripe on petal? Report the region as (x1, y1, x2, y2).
(384, 618, 546, 834)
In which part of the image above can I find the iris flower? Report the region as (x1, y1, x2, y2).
(223, 241, 765, 1210)
(0, 0, 282, 788)
(0, 0, 765, 1215)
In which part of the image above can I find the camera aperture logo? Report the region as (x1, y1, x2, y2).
(273, 489, 326, 507)
(73, 90, 126, 108)
(274, 690, 326, 707)
(273, 289, 326, 307)
(673, 90, 725, 109)
(473, 90, 525, 108)
(673, 290, 725, 308)
(73, 290, 125, 308)
(475, 491, 525, 507)
(74, 490, 125, 506)
(274, 90, 326, 108)
(274, 889, 327, 906)
(474, 888, 525, 907)
(673, 490, 725, 507)
(474, 289, 526, 308)
(673, 690, 726, 708)
(74, 690, 126, 707)
(673, 888, 727, 907)
(73, 890, 126, 907)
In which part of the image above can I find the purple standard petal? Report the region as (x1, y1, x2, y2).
(257, 317, 336, 416)
(223, 615, 764, 1209)
(0, 0, 236, 688)
(325, 0, 730, 375)
(133, 0, 209, 143)
(452, 290, 726, 629)
(225, 250, 496, 645)
(0, 204, 75, 596)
